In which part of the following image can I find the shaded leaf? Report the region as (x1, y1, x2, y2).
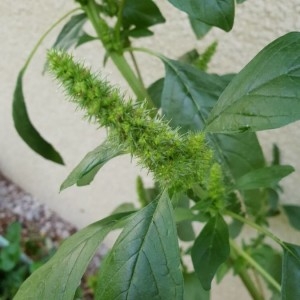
(206, 32, 300, 133)
(60, 139, 126, 190)
(76, 32, 97, 48)
(184, 272, 210, 300)
(283, 205, 300, 230)
(147, 78, 164, 108)
(189, 17, 212, 39)
(282, 243, 300, 300)
(234, 165, 294, 191)
(123, 0, 165, 29)
(14, 213, 131, 300)
(96, 191, 183, 299)
(128, 27, 153, 38)
(168, 0, 235, 31)
(191, 214, 230, 290)
(52, 13, 87, 50)
(13, 69, 64, 164)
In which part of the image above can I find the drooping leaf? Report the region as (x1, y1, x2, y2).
(52, 13, 87, 50)
(189, 17, 212, 39)
(234, 165, 294, 191)
(14, 213, 132, 300)
(167, 0, 235, 31)
(183, 272, 210, 300)
(123, 0, 165, 29)
(283, 205, 300, 230)
(96, 191, 183, 299)
(0, 222, 22, 271)
(13, 69, 64, 164)
(206, 32, 300, 133)
(60, 138, 126, 190)
(281, 243, 300, 300)
(191, 214, 230, 290)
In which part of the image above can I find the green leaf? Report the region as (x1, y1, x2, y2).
(283, 205, 300, 230)
(96, 191, 184, 299)
(206, 32, 300, 133)
(128, 27, 153, 38)
(147, 78, 164, 108)
(191, 214, 230, 290)
(0, 222, 22, 271)
(168, 0, 235, 31)
(123, 0, 165, 29)
(161, 58, 230, 132)
(234, 165, 294, 191)
(76, 32, 97, 48)
(183, 272, 210, 300)
(52, 13, 87, 50)
(60, 138, 126, 190)
(281, 243, 300, 300)
(14, 212, 131, 300)
(189, 17, 212, 39)
(13, 69, 64, 164)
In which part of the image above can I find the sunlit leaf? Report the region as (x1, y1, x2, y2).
(96, 191, 183, 299)
(206, 32, 300, 133)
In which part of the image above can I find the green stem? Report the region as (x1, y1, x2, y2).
(230, 249, 264, 300)
(129, 50, 146, 89)
(84, 1, 152, 105)
(230, 240, 281, 293)
(23, 7, 81, 70)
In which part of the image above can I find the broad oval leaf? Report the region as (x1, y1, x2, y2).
(282, 243, 300, 300)
(234, 165, 294, 191)
(206, 32, 300, 133)
(283, 205, 300, 231)
(13, 69, 64, 164)
(189, 17, 212, 39)
(60, 138, 126, 191)
(14, 213, 131, 300)
(191, 214, 230, 290)
(96, 191, 183, 299)
(168, 0, 235, 32)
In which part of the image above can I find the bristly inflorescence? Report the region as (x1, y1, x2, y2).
(47, 49, 225, 201)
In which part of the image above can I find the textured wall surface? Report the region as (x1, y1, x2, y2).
(2, 1, 300, 298)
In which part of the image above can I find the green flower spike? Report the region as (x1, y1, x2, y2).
(47, 50, 225, 199)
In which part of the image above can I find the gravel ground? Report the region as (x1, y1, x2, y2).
(0, 171, 106, 297)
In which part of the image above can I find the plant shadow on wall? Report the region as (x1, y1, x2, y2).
(11, 0, 300, 299)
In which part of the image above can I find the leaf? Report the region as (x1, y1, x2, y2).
(75, 32, 97, 48)
(52, 13, 87, 50)
(147, 78, 164, 108)
(167, 0, 235, 31)
(13, 69, 64, 164)
(183, 272, 210, 300)
(161, 58, 231, 132)
(128, 27, 153, 38)
(283, 205, 300, 230)
(281, 243, 300, 300)
(0, 222, 22, 271)
(189, 17, 212, 39)
(191, 214, 230, 290)
(14, 212, 131, 300)
(206, 32, 300, 133)
(123, 0, 165, 29)
(234, 165, 294, 191)
(60, 138, 126, 190)
(96, 191, 183, 299)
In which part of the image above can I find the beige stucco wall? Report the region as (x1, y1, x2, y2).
(2, 1, 300, 299)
